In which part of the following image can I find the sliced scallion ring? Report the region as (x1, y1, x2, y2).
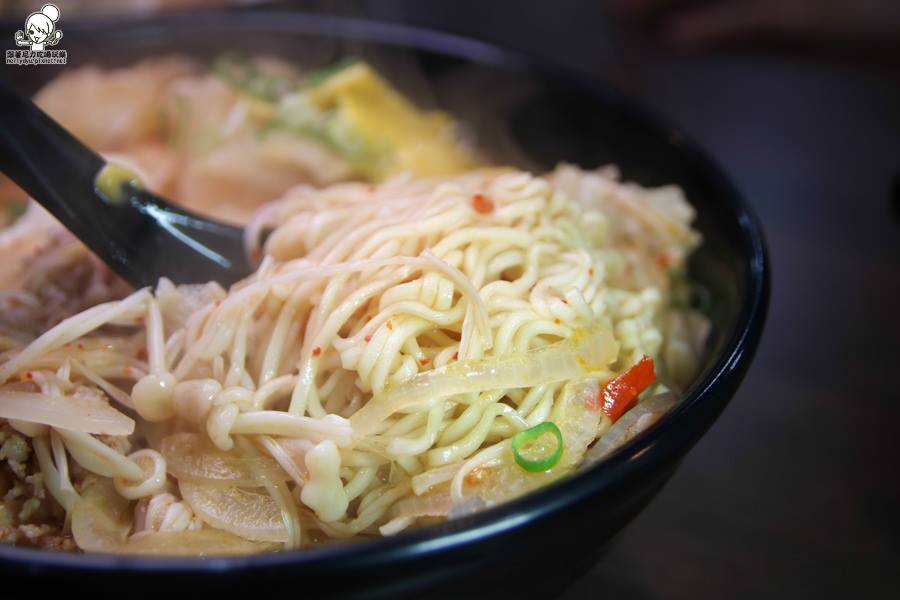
(511, 422, 563, 473)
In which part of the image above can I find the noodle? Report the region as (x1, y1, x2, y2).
(0, 56, 709, 555)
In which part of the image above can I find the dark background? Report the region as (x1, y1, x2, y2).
(337, 2, 900, 598)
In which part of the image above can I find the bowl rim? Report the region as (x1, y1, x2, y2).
(0, 9, 770, 574)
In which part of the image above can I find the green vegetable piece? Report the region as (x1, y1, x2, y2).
(667, 266, 712, 316)
(303, 57, 360, 87)
(211, 51, 297, 101)
(511, 421, 563, 473)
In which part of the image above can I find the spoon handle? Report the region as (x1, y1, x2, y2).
(0, 77, 255, 288)
(0, 77, 105, 229)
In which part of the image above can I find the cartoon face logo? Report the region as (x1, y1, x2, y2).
(15, 4, 63, 52)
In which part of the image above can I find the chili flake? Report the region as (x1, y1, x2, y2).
(471, 193, 494, 214)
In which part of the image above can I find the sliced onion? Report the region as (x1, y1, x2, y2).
(455, 380, 603, 505)
(179, 481, 289, 543)
(71, 479, 278, 555)
(579, 391, 679, 470)
(379, 489, 454, 536)
(447, 495, 488, 520)
(71, 479, 134, 552)
(0, 390, 134, 436)
(160, 432, 289, 486)
(123, 529, 280, 556)
(390, 488, 453, 521)
(351, 325, 616, 435)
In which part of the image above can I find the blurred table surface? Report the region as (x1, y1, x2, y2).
(351, 2, 900, 598)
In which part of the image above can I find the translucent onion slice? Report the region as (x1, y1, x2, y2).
(379, 489, 454, 536)
(160, 432, 289, 486)
(453, 379, 602, 505)
(71, 479, 279, 556)
(0, 390, 134, 436)
(446, 495, 488, 520)
(578, 391, 679, 470)
(179, 481, 289, 543)
(351, 325, 616, 436)
(390, 489, 452, 521)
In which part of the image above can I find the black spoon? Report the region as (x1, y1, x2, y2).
(0, 77, 257, 289)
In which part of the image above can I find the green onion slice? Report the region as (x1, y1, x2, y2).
(511, 422, 563, 473)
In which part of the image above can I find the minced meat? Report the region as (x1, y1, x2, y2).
(0, 421, 76, 551)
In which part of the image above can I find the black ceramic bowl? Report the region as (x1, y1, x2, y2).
(0, 11, 768, 599)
